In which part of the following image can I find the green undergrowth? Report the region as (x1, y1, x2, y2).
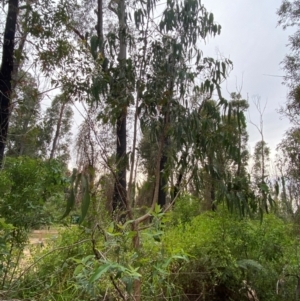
(165, 210, 297, 300)
(4, 199, 300, 301)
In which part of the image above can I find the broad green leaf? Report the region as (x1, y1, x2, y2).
(90, 264, 111, 282)
(74, 264, 84, 276)
(60, 187, 75, 220)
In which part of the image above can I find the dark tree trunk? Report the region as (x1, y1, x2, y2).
(112, 0, 127, 215)
(12, 1, 31, 92)
(172, 153, 186, 202)
(173, 172, 183, 201)
(208, 155, 217, 211)
(96, 0, 104, 54)
(0, 0, 19, 167)
(158, 64, 174, 208)
(158, 149, 168, 207)
(112, 109, 127, 212)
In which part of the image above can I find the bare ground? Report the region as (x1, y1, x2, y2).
(23, 229, 59, 257)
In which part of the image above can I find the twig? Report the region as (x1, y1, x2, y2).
(110, 275, 126, 301)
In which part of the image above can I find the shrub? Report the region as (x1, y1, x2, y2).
(164, 210, 295, 300)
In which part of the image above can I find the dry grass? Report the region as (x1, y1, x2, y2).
(23, 228, 59, 258)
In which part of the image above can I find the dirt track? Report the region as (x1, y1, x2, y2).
(23, 229, 59, 257)
(28, 229, 58, 245)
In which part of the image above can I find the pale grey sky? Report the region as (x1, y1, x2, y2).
(202, 0, 294, 156)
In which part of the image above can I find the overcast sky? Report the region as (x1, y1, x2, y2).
(201, 0, 294, 157)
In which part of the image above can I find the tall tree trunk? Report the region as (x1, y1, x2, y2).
(158, 146, 168, 207)
(173, 171, 183, 201)
(12, 0, 31, 93)
(50, 102, 66, 159)
(158, 64, 174, 207)
(0, 0, 19, 167)
(112, 108, 127, 212)
(208, 154, 217, 211)
(112, 0, 127, 214)
(236, 107, 242, 178)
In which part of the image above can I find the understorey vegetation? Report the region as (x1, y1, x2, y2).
(1, 0, 300, 300)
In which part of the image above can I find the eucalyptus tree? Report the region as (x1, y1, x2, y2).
(182, 93, 252, 212)
(277, 127, 300, 212)
(132, 10, 232, 210)
(253, 141, 270, 186)
(6, 71, 44, 158)
(278, 1, 300, 109)
(215, 96, 249, 206)
(83, 0, 232, 297)
(41, 93, 73, 163)
(252, 140, 271, 212)
(0, 0, 19, 167)
(0, 0, 91, 166)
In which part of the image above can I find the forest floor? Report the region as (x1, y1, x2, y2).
(24, 228, 59, 257)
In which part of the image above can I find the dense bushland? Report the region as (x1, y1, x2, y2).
(1, 195, 298, 301)
(1, 0, 300, 300)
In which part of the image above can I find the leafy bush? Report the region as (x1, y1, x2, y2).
(171, 194, 202, 225)
(10, 226, 92, 301)
(5, 195, 300, 301)
(9, 201, 190, 300)
(164, 209, 296, 300)
(0, 157, 67, 230)
(0, 156, 67, 290)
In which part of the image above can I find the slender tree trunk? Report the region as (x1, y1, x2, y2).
(173, 172, 183, 201)
(11, 31, 27, 93)
(50, 102, 66, 159)
(172, 153, 186, 201)
(158, 146, 168, 207)
(112, 108, 127, 212)
(158, 58, 174, 207)
(208, 154, 217, 211)
(236, 107, 242, 178)
(11, 0, 31, 93)
(210, 181, 216, 211)
(112, 0, 127, 214)
(0, 0, 19, 167)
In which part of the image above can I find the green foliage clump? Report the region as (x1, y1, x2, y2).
(164, 209, 297, 300)
(171, 194, 201, 225)
(11, 226, 92, 301)
(0, 156, 67, 290)
(5, 195, 300, 301)
(72, 210, 188, 300)
(0, 156, 67, 229)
